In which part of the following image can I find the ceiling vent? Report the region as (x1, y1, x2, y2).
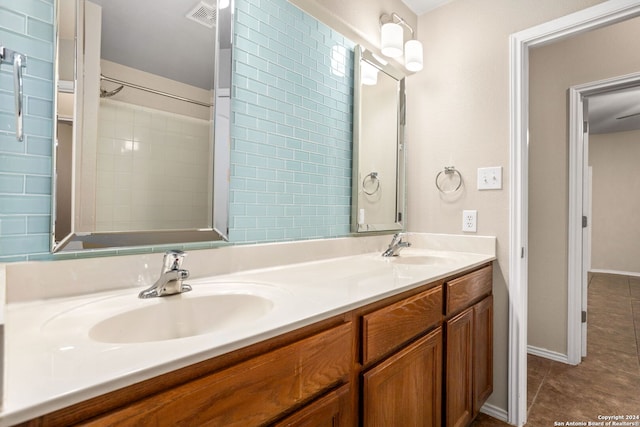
(186, 1, 217, 29)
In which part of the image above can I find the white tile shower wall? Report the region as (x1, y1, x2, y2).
(230, 0, 355, 243)
(95, 100, 212, 232)
(0, 0, 55, 261)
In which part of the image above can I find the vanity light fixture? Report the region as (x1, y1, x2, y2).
(219, 0, 230, 9)
(380, 12, 423, 72)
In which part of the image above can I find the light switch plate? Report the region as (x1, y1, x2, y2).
(477, 166, 502, 190)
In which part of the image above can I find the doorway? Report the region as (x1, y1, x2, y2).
(568, 74, 640, 363)
(508, 2, 640, 426)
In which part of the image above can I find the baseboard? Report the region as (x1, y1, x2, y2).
(480, 402, 509, 423)
(589, 268, 640, 278)
(527, 345, 569, 364)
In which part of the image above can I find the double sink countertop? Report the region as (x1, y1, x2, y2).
(1, 233, 496, 426)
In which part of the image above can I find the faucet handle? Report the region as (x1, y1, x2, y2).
(388, 233, 402, 247)
(162, 250, 186, 272)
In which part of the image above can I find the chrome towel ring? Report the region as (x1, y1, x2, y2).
(363, 172, 380, 195)
(435, 166, 462, 193)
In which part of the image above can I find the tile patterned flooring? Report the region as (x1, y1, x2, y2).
(472, 273, 640, 427)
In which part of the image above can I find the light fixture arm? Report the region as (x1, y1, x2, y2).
(380, 12, 415, 38)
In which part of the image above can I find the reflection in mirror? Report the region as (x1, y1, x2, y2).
(352, 45, 405, 233)
(53, 0, 230, 252)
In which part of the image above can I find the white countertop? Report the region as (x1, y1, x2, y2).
(1, 236, 495, 426)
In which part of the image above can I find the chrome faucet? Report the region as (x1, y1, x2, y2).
(138, 250, 192, 299)
(382, 233, 411, 257)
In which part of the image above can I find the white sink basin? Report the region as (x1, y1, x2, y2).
(90, 293, 273, 343)
(41, 282, 293, 344)
(373, 250, 458, 266)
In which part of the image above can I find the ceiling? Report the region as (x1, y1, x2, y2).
(90, 0, 216, 90)
(401, 0, 454, 15)
(588, 87, 640, 134)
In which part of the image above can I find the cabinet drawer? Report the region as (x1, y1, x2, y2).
(362, 285, 442, 365)
(273, 384, 351, 427)
(85, 322, 353, 427)
(446, 265, 492, 315)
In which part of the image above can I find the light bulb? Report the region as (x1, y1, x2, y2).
(404, 39, 423, 72)
(219, 0, 230, 9)
(380, 22, 403, 58)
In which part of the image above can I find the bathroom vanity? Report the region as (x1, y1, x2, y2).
(7, 248, 493, 427)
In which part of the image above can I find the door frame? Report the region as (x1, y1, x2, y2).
(508, 1, 640, 425)
(567, 71, 640, 364)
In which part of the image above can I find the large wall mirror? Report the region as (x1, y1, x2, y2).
(352, 45, 405, 233)
(53, 0, 231, 252)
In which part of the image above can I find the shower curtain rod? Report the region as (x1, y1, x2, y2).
(100, 74, 213, 108)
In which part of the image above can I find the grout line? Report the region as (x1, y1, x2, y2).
(527, 359, 551, 417)
(631, 297, 640, 368)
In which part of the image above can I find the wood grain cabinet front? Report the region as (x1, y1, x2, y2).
(362, 327, 443, 427)
(445, 265, 492, 316)
(362, 285, 443, 366)
(445, 307, 474, 427)
(473, 295, 494, 416)
(273, 384, 352, 427)
(445, 293, 494, 427)
(83, 322, 353, 427)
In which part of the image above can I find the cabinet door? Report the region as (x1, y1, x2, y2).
(446, 308, 473, 427)
(273, 385, 351, 427)
(363, 327, 442, 427)
(473, 295, 493, 415)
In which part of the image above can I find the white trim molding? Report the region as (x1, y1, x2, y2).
(508, 1, 640, 426)
(481, 403, 509, 423)
(527, 345, 569, 364)
(567, 85, 585, 367)
(590, 268, 640, 278)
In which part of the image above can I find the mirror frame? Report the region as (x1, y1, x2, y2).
(51, 0, 231, 252)
(351, 45, 406, 233)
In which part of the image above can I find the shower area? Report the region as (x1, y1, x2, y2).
(55, 0, 216, 242)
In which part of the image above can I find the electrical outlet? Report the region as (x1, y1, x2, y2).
(462, 210, 477, 232)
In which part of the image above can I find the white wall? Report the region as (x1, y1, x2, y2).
(406, 0, 607, 412)
(590, 130, 640, 274)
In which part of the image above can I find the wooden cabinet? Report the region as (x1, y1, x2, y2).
(445, 308, 474, 427)
(363, 327, 442, 427)
(360, 284, 443, 426)
(273, 385, 352, 427)
(20, 263, 493, 427)
(473, 295, 493, 416)
(362, 285, 442, 366)
(444, 265, 494, 427)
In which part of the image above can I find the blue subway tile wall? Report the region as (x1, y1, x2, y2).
(0, 0, 355, 261)
(0, 0, 54, 262)
(229, 0, 354, 243)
